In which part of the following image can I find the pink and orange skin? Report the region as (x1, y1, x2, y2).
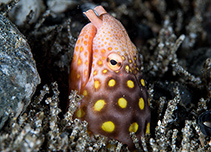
(69, 6, 150, 150)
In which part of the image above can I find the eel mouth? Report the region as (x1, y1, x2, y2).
(81, 6, 107, 89)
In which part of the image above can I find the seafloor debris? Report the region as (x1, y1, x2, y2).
(46, 0, 79, 14)
(1, 0, 211, 151)
(7, 0, 45, 26)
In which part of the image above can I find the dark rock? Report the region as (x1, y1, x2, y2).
(187, 48, 211, 76)
(0, 14, 40, 130)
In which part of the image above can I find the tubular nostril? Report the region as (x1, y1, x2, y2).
(94, 6, 107, 16)
(83, 9, 103, 29)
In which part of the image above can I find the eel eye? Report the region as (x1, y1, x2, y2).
(107, 53, 123, 71)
